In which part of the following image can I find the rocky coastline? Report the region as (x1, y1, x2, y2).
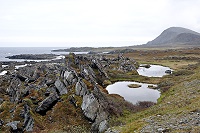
(5, 54, 59, 60)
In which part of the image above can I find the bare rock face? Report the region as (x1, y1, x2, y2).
(98, 120, 109, 133)
(81, 93, 99, 121)
(36, 93, 59, 115)
(55, 79, 68, 95)
(0, 119, 4, 127)
(22, 104, 34, 132)
(82, 66, 97, 84)
(75, 79, 89, 96)
(64, 70, 78, 85)
(92, 58, 108, 78)
(0, 98, 3, 105)
(6, 77, 21, 103)
(81, 87, 109, 133)
(91, 108, 109, 133)
(6, 121, 21, 131)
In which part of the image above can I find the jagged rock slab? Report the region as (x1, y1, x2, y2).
(75, 79, 88, 96)
(81, 93, 99, 121)
(6, 121, 20, 131)
(6, 77, 21, 102)
(55, 79, 68, 95)
(22, 104, 34, 131)
(36, 93, 59, 115)
(64, 70, 77, 85)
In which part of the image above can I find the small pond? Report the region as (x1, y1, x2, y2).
(137, 64, 172, 77)
(106, 81, 160, 104)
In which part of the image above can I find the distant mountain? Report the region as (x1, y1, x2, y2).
(146, 27, 200, 46)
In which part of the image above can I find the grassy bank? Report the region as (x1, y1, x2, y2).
(108, 47, 200, 132)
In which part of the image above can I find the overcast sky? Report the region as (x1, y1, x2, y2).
(0, 0, 200, 47)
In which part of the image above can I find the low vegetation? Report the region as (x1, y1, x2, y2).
(0, 47, 199, 132)
(108, 47, 200, 132)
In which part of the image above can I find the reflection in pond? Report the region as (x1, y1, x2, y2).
(106, 81, 160, 104)
(137, 64, 172, 77)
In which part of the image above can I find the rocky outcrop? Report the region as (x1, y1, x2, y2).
(0, 119, 4, 127)
(91, 58, 108, 78)
(22, 104, 34, 132)
(81, 93, 99, 121)
(6, 77, 21, 103)
(63, 70, 78, 86)
(81, 86, 109, 133)
(6, 121, 21, 132)
(36, 93, 59, 115)
(75, 79, 89, 96)
(0, 98, 3, 105)
(55, 79, 68, 95)
(0, 53, 139, 132)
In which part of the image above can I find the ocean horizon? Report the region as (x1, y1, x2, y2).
(0, 47, 69, 62)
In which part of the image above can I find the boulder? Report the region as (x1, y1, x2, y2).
(165, 70, 172, 74)
(55, 79, 68, 95)
(36, 93, 59, 115)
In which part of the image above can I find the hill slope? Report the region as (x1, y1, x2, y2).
(146, 27, 200, 46)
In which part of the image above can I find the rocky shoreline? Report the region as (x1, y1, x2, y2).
(5, 54, 59, 60)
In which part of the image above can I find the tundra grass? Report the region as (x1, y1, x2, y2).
(110, 62, 200, 132)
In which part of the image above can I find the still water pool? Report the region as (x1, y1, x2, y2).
(106, 81, 160, 104)
(137, 64, 172, 77)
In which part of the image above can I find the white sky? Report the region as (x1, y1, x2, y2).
(0, 0, 200, 47)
